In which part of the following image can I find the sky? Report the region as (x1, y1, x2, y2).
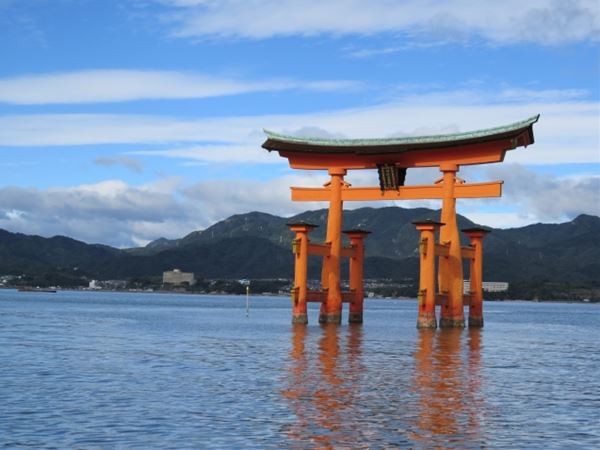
(0, 0, 598, 248)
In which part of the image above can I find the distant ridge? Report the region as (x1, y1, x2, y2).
(0, 207, 598, 293)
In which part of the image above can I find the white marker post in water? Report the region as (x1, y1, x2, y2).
(239, 279, 251, 318)
(246, 285, 250, 318)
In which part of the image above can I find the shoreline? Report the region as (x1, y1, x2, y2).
(3, 286, 597, 304)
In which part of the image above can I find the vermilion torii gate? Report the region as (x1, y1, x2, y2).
(262, 115, 539, 328)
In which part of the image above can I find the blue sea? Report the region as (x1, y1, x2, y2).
(1, 290, 598, 449)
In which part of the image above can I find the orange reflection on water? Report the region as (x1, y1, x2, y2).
(282, 324, 365, 449)
(283, 324, 484, 448)
(411, 328, 484, 447)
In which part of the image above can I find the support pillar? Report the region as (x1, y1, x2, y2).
(319, 168, 346, 324)
(344, 230, 370, 324)
(438, 164, 465, 328)
(462, 227, 490, 328)
(287, 222, 318, 324)
(413, 220, 444, 329)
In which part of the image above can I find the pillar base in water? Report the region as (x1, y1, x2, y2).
(439, 316, 465, 328)
(417, 314, 437, 329)
(468, 316, 484, 328)
(292, 314, 308, 324)
(319, 313, 342, 324)
(348, 312, 363, 324)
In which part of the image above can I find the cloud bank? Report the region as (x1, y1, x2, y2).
(0, 69, 358, 104)
(1, 89, 597, 165)
(0, 166, 597, 247)
(158, 0, 600, 45)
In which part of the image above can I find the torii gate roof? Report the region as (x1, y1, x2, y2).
(262, 115, 539, 169)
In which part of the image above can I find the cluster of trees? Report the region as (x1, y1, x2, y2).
(367, 284, 417, 298)
(136, 277, 290, 295)
(6, 270, 598, 302)
(9, 269, 89, 288)
(485, 281, 599, 302)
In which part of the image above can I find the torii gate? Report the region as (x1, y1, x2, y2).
(262, 115, 539, 328)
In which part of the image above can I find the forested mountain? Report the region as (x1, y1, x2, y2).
(1, 208, 598, 296)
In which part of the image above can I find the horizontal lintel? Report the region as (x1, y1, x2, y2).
(291, 181, 503, 202)
(306, 290, 326, 302)
(435, 243, 450, 257)
(461, 246, 475, 259)
(340, 246, 356, 258)
(306, 290, 356, 303)
(307, 242, 356, 258)
(307, 243, 330, 257)
(435, 294, 448, 306)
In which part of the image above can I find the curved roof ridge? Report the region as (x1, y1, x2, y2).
(263, 114, 539, 147)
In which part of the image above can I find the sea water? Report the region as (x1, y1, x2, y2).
(1, 290, 598, 449)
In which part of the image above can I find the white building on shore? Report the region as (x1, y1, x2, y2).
(163, 269, 196, 286)
(464, 280, 509, 293)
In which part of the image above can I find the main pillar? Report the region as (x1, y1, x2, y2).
(344, 229, 370, 324)
(413, 220, 444, 329)
(438, 164, 465, 328)
(288, 222, 318, 324)
(462, 227, 490, 328)
(319, 168, 346, 324)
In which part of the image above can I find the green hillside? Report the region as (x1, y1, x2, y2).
(1, 207, 598, 299)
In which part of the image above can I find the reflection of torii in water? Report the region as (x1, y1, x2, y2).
(282, 325, 485, 447)
(263, 115, 539, 327)
(410, 329, 485, 447)
(282, 324, 366, 448)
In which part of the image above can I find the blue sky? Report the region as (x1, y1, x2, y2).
(0, 0, 598, 247)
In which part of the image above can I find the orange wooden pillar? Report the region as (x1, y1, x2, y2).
(414, 220, 443, 329)
(344, 229, 370, 324)
(320, 168, 346, 324)
(438, 164, 465, 328)
(462, 227, 490, 328)
(288, 222, 318, 324)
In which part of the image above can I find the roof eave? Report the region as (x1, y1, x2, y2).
(262, 114, 539, 155)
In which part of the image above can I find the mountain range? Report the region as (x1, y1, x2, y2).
(1, 207, 599, 292)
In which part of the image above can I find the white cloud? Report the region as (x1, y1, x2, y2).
(462, 212, 540, 229)
(486, 164, 600, 221)
(0, 175, 320, 247)
(158, 0, 600, 45)
(130, 143, 281, 165)
(1, 88, 597, 165)
(0, 161, 597, 247)
(346, 42, 448, 58)
(497, 88, 589, 102)
(0, 69, 359, 104)
(0, 178, 197, 247)
(0, 113, 260, 146)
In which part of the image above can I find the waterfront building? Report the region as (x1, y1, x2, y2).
(464, 280, 509, 293)
(163, 269, 196, 286)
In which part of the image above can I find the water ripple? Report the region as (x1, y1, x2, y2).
(0, 291, 598, 448)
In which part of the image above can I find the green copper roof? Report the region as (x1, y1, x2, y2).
(263, 114, 539, 151)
